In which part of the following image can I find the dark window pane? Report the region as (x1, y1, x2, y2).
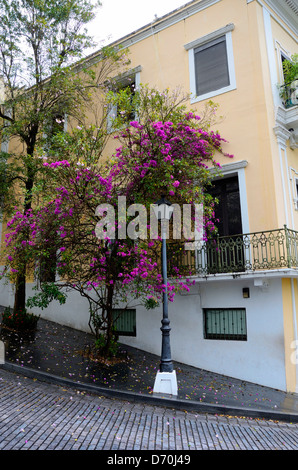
(207, 176, 244, 273)
(209, 176, 242, 236)
(194, 37, 230, 96)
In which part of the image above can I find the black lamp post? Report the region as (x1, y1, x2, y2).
(152, 195, 177, 395)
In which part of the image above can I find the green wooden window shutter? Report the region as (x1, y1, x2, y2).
(203, 308, 247, 341)
(112, 309, 136, 336)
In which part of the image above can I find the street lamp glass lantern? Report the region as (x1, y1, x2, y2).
(152, 196, 173, 222)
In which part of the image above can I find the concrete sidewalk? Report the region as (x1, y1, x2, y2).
(1, 310, 298, 423)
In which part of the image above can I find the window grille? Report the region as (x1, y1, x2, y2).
(112, 308, 136, 337)
(203, 308, 247, 341)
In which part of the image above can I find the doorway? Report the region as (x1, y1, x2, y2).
(207, 175, 244, 273)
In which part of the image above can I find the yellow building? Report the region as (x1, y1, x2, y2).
(0, 0, 298, 393)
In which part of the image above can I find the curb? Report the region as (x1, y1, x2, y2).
(2, 361, 298, 424)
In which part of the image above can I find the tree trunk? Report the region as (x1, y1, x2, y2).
(13, 147, 35, 314)
(103, 284, 115, 357)
(13, 272, 26, 312)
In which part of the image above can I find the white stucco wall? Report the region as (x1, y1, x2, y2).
(0, 274, 91, 333)
(120, 276, 287, 392)
(0, 273, 287, 391)
(0, 274, 15, 308)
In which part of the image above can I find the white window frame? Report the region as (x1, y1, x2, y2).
(208, 160, 249, 234)
(294, 176, 298, 211)
(185, 24, 236, 104)
(194, 160, 249, 272)
(203, 308, 247, 341)
(107, 66, 141, 133)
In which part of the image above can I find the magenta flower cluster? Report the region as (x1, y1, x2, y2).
(3, 112, 232, 307)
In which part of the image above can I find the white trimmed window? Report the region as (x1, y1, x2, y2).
(112, 308, 136, 337)
(185, 24, 236, 103)
(107, 66, 141, 132)
(295, 177, 298, 210)
(203, 308, 247, 341)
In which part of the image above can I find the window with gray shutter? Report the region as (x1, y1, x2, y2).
(194, 36, 230, 96)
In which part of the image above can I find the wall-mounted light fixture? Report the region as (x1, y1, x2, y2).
(243, 287, 250, 298)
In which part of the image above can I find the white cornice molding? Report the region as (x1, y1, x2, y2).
(184, 23, 235, 50)
(79, 0, 296, 69)
(275, 121, 298, 150)
(274, 120, 292, 146)
(266, 0, 298, 31)
(86, 0, 222, 64)
(275, 105, 298, 130)
(119, 0, 222, 48)
(111, 65, 142, 83)
(192, 268, 298, 282)
(255, 0, 298, 39)
(209, 159, 248, 176)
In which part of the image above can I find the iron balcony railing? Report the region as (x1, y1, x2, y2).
(167, 226, 298, 277)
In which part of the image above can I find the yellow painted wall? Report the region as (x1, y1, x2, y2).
(92, 0, 297, 234)
(3, 0, 296, 237)
(0, 0, 297, 390)
(1, 0, 296, 234)
(2, 0, 298, 235)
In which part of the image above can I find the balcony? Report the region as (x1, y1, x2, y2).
(275, 81, 298, 150)
(167, 226, 298, 278)
(280, 81, 298, 109)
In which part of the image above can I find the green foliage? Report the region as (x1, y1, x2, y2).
(107, 85, 189, 131)
(135, 86, 189, 124)
(0, 0, 105, 218)
(0, 0, 101, 87)
(282, 54, 298, 85)
(94, 332, 118, 358)
(45, 124, 108, 168)
(3, 87, 231, 357)
(279, 55, 298, 107)
(107, 84, 222, 137)
(26, 283, 67, 310)
(0, 151, 8, 215)
(1, 306, 39, 331)
(0, 0, 127, 312)
(144, 297, 160, 310)
(89, 306, 104, 338)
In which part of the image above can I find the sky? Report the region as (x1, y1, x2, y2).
(88, 0, 190, 47)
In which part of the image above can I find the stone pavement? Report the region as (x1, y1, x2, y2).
(1, 307, 298, 426)
(1, 367, 298, 450)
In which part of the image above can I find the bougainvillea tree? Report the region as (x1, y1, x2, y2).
(0, 0, 130, 314)
(2, 88, 233, 356)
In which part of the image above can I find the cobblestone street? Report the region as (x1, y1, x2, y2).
(0, 369, 297, 451)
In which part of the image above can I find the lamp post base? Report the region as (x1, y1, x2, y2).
(153, 370, 178, 396)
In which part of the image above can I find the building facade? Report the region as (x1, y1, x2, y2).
(1, 0, 298, 392)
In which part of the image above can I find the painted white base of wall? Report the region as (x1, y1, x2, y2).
(0, 273, 287, 392)
(0, 273, 91, 333)
(120, 277, 287, 392)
